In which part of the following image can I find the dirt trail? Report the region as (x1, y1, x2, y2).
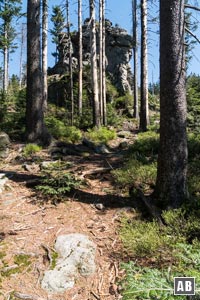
(0, 142, 133, 300)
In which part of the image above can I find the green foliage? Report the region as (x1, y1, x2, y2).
(36, 162, 81, 200)
(45, 116, 82, 143)
(106, 78, 119, 102)
(112, 159, 157, 192)
(188, 133, 200, 159)
(187, 74, 200, 132)
(121, 262, 174, 300)
(86, 126, 116, 144)
(114, 93, 133, 110)
(119, 209, 200, 299)
(129, 131, 159, 157)
(23, 143, 42, 158)
(121, 261, 200, 300)
(36, 172, 80, 196)
(120, 218, 164, 257)
(1, 254, 32, 278)
(51, 251, 59, 270)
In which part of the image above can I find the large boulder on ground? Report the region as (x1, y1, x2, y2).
(41, 233, 96, 293)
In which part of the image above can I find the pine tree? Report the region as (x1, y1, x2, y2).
(89, 0, 100, 127)
(140, 0, 149, 131)
(0, 0, 22, 92)
(78, 0, 83, 116)
(26, 0, 50, 145)
(50, 5, 65, 63)
(154, 0, 187, 208)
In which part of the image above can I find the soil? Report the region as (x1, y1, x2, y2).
(0, 135, 136, 300)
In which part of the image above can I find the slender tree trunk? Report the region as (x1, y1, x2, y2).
(66, 0, 74, 125)
(26, 0, 50, 145)
(42, 0, 48, 111)
(99, 0, 103, 122)
(154, 0, 188, 209)
(3, 27, 8, 92)
(132, 0, 139, 120)
(89, 0, 100, 127)
(140, 0, 149, 131)
(19, 23, 25, 89)
(102, 0, 107, 125)
(78, 0, 83, 116)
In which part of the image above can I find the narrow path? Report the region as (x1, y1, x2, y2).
(0, 140, 135, 300)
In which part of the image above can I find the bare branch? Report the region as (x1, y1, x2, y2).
(185, 4, 200, 12)
(185, 27, 200, 44)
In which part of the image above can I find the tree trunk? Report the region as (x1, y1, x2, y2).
(89, 0, 100, 127)
(66, 0, 74, 125)
(19, 23, 26, 89)
(154, 0, 188, 209)
(132, 0, 139, 120)
(99, 0, 103, 122)
(26, 0, 50, 145)
(3, 27, 8, 92)
(102, 0, 107, 126)
(140, 0, 149, 131)
(42, 0, 48, 111)
(78, 0, 83, 116)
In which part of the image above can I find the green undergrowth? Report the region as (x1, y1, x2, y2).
(112, 131, 159, 193)
(0, 253, 32, 279)
(119, 207, 200, 299)
(23, 143, 42, 158)
(85, 126, 116, 144)
(36, 161, 81, 202)
(113, 129, 200, 299)
(45, 116, 82, 143)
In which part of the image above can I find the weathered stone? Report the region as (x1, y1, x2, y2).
(49, 19, 133, 95)
(0, 132, 10, 158)
(0, 173, 9, 193)
(41, 234, 96, 293)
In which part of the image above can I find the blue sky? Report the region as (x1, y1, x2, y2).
(7, 0, 200, 83)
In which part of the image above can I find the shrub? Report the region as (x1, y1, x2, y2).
(112, 159, 157, 192)
(188, 133, 200, 159)
(36, 171, 81, 198)
(45, 116, 82, 143)
(129, 131, 159, 157)
(120, 218, 165, 257)
(86, 126, 116, 144)
(23, 144, 42, 157)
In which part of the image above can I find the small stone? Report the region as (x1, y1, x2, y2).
(95, 203, 105, 210)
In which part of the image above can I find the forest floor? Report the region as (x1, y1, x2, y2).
(0, 129, 137, 300)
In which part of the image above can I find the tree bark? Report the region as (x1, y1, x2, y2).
(3, 27, 8, 92)
(78, 0, 83, 116)
(26, 0, 50, 145)
(140, 0, 149, 131)
(102, 0, 107, 126)
(89, 0, 100, 127)
(99, 0, 103, 122)
(154, 0, 188, 209)
(66, 0, 74, 125)
(42, 0, 48, 111)
(132, 0, 139, 120)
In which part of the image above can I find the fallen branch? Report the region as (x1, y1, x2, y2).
(41, 244, 52, 265)
(14, 292, 40, 300)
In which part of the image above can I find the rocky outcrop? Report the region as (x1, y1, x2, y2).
(50, 20, 133, 95)
(41, 234, 96, 293)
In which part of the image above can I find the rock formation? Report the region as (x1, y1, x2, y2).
(50, 20, 133, 95)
